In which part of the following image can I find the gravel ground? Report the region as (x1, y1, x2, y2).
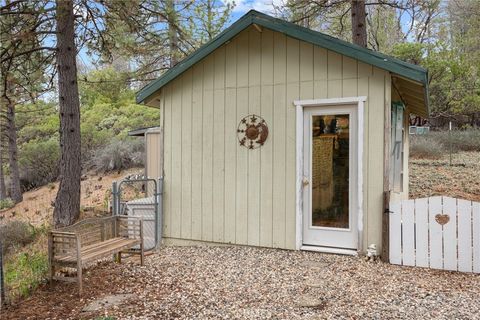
(4, 246, 480, 319)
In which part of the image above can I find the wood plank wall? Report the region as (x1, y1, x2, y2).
(145, 129, 163, 180)
(161, 26, 389, 250)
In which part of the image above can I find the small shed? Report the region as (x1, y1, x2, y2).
(128, 126, 163, 179)
(136, 10, 428, 255)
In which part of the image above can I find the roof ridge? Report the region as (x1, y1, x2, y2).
(136, 9, 428, 104)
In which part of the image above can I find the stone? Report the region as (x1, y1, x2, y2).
(297, 295, 326, 308)
(82, 294, 135, 313)
(306, 279, 325, 288)
(299, 260, 330, 269)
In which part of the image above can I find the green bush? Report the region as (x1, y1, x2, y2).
(0, 220, 35, 252)
(15, 68, 159, 191)
(5, 250, 48, 299)
(89, 137, 144, 172)
(19, 138, 60, 190)
(0, 198, 15, 210)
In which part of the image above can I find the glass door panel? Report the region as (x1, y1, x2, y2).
(311, 114, 350, 229)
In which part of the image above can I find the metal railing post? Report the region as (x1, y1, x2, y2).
(156, 177, 164, 249)
(112, 181, 118, 215)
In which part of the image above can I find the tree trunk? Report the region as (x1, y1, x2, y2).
(0, 145, 6, 201)
(53, 0, 81, 228)
(0, 97, 8, 201)
(166, 0, 179, 68)
(351, 0, 367, 47)
(6, 99, 22, 203)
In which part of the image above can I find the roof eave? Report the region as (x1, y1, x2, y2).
(136, 10, 428, 106)
(136, 13, 254, 104)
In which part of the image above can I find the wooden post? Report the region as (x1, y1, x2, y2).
(382, 82, 392, 262)
(382, 191, 391, 262)
(100, 220, 105, 241)
(75, 235, 83, 296)
(48, 233, 54, 282)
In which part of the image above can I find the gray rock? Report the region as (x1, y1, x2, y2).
(297, 295, 326, 308)
(82, 294, 135, 313)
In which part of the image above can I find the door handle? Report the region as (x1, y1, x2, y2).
(302, 176, 309, 187)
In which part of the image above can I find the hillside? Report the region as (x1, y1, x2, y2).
(0, 168, 142, 227)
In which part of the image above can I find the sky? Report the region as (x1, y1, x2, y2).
(79, 0, 280, 68)
(227, 0, 280, 18)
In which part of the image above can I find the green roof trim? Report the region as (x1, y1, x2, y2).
(136, 10, 428, 105)
(128, 126, 160, 136)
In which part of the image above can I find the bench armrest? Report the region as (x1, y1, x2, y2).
(49, 231, 80, 260)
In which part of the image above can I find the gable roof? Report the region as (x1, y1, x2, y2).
(136, 10, 428, 115)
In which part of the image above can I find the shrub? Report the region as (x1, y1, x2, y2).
(0, 220, 35, 252)
(89, 137, 144, 172)
(410, 129, 480, 158)
(0, 198, 15, 210)
(19, 138, 60, 190)
(410, 134, 445, 159)
(5, 250, 48, 299)
(433, 129, 480, 152)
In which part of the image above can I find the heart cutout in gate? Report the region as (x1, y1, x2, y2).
(435, 214, 450, 226)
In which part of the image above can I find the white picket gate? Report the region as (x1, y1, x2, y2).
(390, 196, 480, 273)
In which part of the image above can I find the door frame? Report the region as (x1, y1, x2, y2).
(294, 96, 367, 254)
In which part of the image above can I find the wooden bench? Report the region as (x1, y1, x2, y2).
(48, 215, 144, 295)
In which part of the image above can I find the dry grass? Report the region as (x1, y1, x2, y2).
(0, 168, 142, 227)
(409, 151, 480, 202)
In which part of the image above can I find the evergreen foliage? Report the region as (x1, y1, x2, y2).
(16, 67, 159, 190)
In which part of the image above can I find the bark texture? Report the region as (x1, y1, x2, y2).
(6, 98, 22, 203)
(0, 144, 6, 201)
(53, 0, 81, 227)
(351, 0, 367, 47)
(166, 0, 179, 68)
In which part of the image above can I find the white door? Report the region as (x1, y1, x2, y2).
(302, 105, 358, 249)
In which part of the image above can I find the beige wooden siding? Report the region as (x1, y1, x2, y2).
(145, 128, 163, 180)
(161, 26, 390, 251)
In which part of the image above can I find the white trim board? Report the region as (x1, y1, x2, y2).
(294, 96, 367, 107)
(295, 97, 366, 254)
(301, 245, 359, 256)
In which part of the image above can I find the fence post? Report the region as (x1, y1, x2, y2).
(156, 177, 163, 249)
(449, 121, 452, 166)
(0, 237, 6, 308)
(112, 181, 118, 215)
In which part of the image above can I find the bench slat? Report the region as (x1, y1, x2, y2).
(54, 237, 140, 263)
(54, 237, 123, 261)
(81, 240, 140, 264)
